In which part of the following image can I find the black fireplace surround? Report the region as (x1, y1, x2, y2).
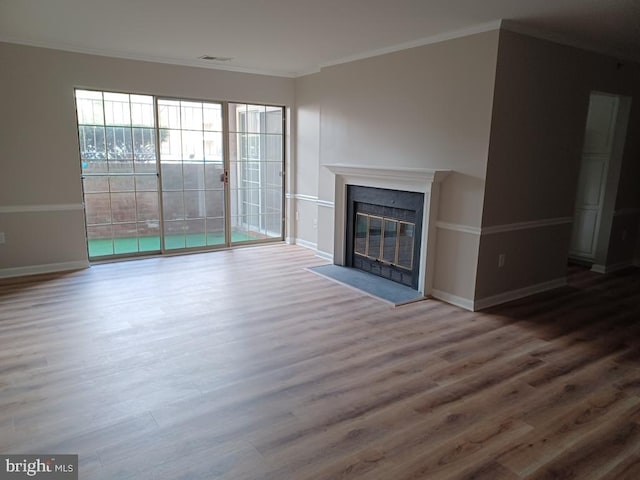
(345, 185, 424, 290)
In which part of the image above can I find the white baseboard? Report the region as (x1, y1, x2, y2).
(473, 277, 567, 311)
(315, 250, 333, 261)
(431, 289, 474, 311)
(293, 238, 318, 251)
(284, 237, 333, 261)
(0, 260, 90, 279)
(591, 262, 633, 274)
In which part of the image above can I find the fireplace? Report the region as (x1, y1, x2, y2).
(346, 186, 424, 289)
(324, 164, 450, 296)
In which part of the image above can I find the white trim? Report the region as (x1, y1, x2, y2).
(473, 277, 567, 311)
(482, 217, 573, 235)
(0, 260, 90, 279)
(315, 250, 333, 261)
(436, 221, 481, 235)
(614, 208, 640, 217)
(323, 164, 451, 185)
(286, 236, 323, 257)
(292, 238, 318, 251)
(285, 194, 333, 208)
(317, 200, 335, 209)
(318, 20, 502, 72)
(436, 217, 573, 236)
(569, 251, 595, 264)
(0, 35, 295, 78)
(591, 262, 633, 274)
(324, 164, 450, 296)
(431, 289, 475, 311)
(5, 18, 638, 80)
(0, 20, 504, 79)
(0, 203, 84, 214)
(290, 194, 319, 203)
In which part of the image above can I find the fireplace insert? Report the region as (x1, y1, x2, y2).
(346, 185, 424, 289)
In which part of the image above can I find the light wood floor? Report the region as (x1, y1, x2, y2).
(1, 244, 640, 479)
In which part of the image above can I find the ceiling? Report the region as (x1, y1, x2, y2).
(1, 0, 638, 77)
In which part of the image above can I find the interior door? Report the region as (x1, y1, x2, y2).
(570, 93, 620, 260)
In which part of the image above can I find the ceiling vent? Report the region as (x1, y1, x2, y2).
(199, 55, 233, 62)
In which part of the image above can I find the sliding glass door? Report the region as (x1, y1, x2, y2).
(228, 104, 284, 242)
(76, 90, 284, 259)
(157, 99, 226, 250)
(76, 90, 160, 257)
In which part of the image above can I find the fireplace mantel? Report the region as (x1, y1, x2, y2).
(324, 164, 450, 186)
(324, 163, 451, 296)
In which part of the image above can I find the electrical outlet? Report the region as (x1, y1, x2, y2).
(498, 253, 506, 268)
(313, 218, 318, 229)
(295, 210, 300, 221)
(0, 232, 5, 245)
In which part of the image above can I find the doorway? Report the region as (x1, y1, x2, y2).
(569, 91, 631, 268)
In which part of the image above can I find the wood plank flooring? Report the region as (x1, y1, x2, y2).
(1, 244, 640, 479)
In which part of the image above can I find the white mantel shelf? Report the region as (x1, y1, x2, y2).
(324, 164, 451, 184)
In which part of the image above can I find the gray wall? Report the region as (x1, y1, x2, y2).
(0, 42, 294, 275)
(476, 30, 640, 300)
(294, 30, 500, 302)
(295, 27, 639, 307)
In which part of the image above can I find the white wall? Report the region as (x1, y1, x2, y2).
(0, 42, 294, 276)
(294, 30, 500, 302)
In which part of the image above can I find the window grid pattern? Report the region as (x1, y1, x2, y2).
(157, 99, 226, 249)
(76, 90, 160, 257)
(76, 91, 285, 257)
(229, 103, 284, 240)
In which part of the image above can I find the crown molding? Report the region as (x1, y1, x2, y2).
(6, 17, 635, 80)
(316, 20, 502, 72)
(1, 20, 504, 80)
(0, 36, 297, 78)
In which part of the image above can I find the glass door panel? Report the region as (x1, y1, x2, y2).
(76, 90, 160, 258)
(78, 92, 283, 259)
(228, 103, 284, 243)
(157, 99, 225, 250)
